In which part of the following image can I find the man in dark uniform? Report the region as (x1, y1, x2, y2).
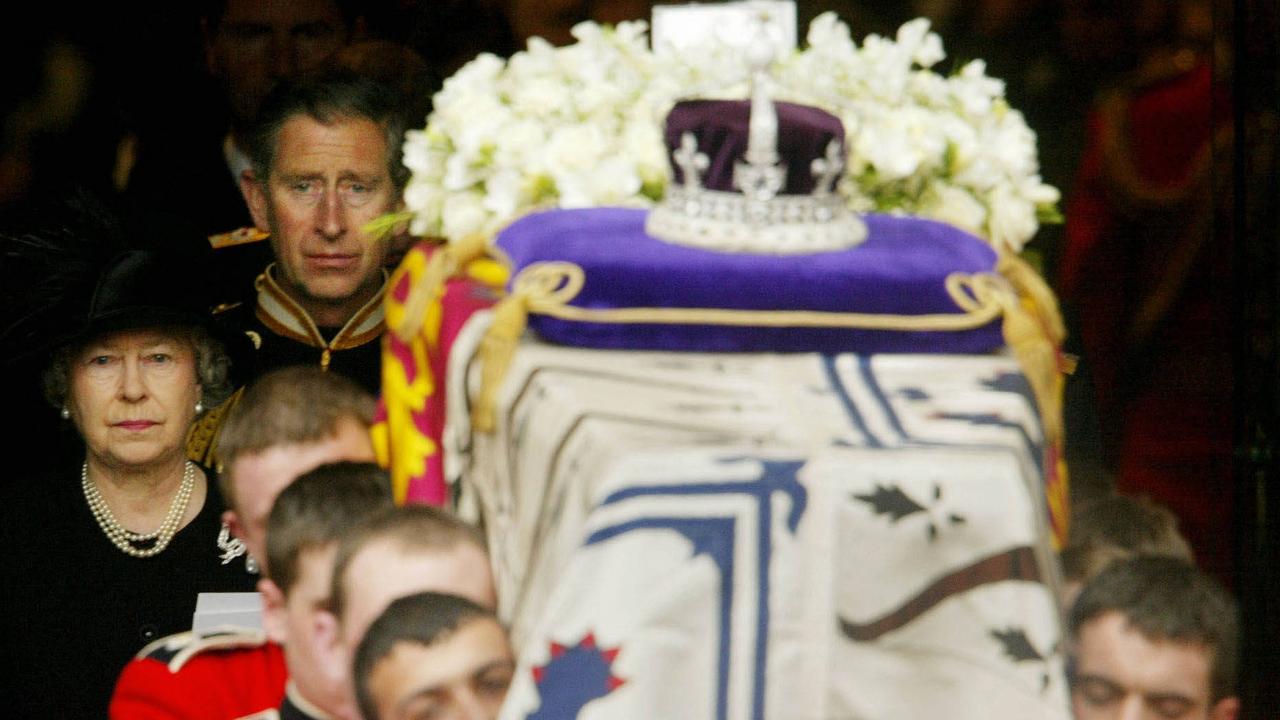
(216, 70, 406, 397)
(110, 462, 394, 719)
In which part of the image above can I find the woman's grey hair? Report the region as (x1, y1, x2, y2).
(42, 325, 234, 414)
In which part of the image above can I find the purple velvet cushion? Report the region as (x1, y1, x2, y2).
(495, 208, 1004, 354)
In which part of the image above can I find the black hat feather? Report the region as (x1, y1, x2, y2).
(0, 191, 253, 381)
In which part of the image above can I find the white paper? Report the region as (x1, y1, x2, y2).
(192, 592, 264, 632)
(651, 1, 796, 56)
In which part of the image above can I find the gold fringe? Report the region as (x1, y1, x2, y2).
(469, 260, 1040, 429)
(495, 261, 1006, 330)
(392, 234, 493, 344)
(994, 252, 1073, 444)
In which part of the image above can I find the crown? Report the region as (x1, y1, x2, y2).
(645, 44, 867, 254)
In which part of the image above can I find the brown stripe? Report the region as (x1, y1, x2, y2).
(332, 318, 385, 350)
(839, 546, 1041, 642)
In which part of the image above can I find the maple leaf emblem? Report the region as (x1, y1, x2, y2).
(527, 633, 625, 720)
(990, 627, 1057, 693)
(853, 484, 926, 521)
(990, 627, 1044, 663)
(853, 483, 966, 541)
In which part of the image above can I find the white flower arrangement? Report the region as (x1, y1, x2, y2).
(401, 13, 1061, 253)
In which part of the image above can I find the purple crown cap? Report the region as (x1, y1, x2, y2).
(645, 38, 866, 254)
(663, 99, 846, 196)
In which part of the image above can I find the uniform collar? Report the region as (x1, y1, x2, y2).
(255, 264, 386, 350)
(281, 681, 340, 720)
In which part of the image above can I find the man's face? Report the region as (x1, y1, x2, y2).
(224, 418, 376, 570)
(205, 0, 349, 127)
(364, 619, 515, 720)
(340, 541, 496, 650)
(1072, 611, 1235, 720)
(313, 541, 496, 718)
(264, 544, 343, 710)
(244, 115, 395, 327)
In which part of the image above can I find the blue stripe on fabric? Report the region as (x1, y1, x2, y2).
(822, 355, 883, 448)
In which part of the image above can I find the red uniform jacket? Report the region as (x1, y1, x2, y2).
(110, 629, 288, 720)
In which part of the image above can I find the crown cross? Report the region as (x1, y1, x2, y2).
(673, 132, 709, 191)
(643, 16, 868, 253)
(810, 139, 845, 197)
(733, 37, 786, 206)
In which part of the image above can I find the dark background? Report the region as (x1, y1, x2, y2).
(0, 0, 1274, 711)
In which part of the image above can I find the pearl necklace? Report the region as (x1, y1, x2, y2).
(81, 461, 196, 558)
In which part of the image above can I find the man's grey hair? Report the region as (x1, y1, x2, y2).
(245, 69, 409, 190)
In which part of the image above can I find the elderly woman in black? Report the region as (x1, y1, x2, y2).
(0, 206, 257, 717)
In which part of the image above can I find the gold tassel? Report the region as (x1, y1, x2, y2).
(394, 234, 493, 344)
(472, 293, 531, 432)
(996, 252, 1073, 547)
(471, 263, 586, 431)
(995, 253, 1073, 445)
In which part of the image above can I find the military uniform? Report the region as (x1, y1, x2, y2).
(187, 251, 386, 467)
(215, 263, 386, 397)
(1059, 53, 1233, 579)
(109, 628, 288, 720)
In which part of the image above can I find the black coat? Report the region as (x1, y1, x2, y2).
(0, 459, 256, 718)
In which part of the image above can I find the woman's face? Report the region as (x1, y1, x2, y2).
(68, 328, 201, 471)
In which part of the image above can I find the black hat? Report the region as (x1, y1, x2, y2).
(0, 193, 255, 383)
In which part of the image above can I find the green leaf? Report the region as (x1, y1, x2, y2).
(1035, 204, 1064, 225)
(361, 210, 416, 242)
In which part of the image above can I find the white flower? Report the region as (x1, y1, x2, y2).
(806, 12, 853, 52)
(1022, 176, 1062, 206)
(510, 76, 573, 117)
(491, 120, 545, 170)
(402, 15, 1059, 251)
(987, 185, 1038, 253)
(542, 124, 608, 174)
(588, 157, 643, 204)
(950, 60, 1005, 118)
(441, 192, 487, 239)
(856, 112, 921, 181)
(923, 182, 987, 237)
(895, 18, 945, 69)
(403, 180, 445, 237)
(442, 153, 482, 192)
(482, 169, 525, 218)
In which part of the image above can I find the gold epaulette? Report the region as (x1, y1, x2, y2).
(209, 227, 269, 250)
(186, 388, 245, 468)
(135, 627, 268, 673)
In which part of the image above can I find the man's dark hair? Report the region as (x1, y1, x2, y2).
(329, 505, 487, 624)
(1068, 556, 1238, 702)
(353, 591, 498, 720)
(265, 461, 394, 595)
(217, 366, 376, 508)
(245, 69, 409, 190)
(1060, 493, 1194, 584)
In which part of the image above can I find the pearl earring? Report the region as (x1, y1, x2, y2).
(60, 407, 71, 420)
(195, 401, 204, 414)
